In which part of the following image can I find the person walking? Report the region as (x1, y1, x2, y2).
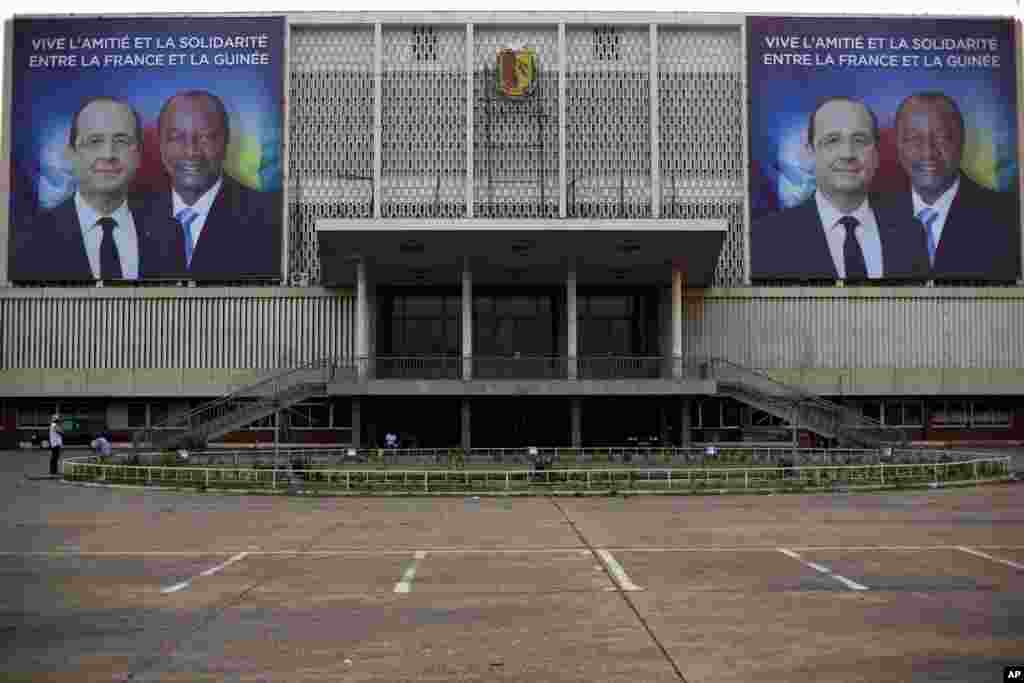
(49, 414, 64, 475)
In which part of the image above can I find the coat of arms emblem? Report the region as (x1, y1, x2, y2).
(496, 47, 538, 97)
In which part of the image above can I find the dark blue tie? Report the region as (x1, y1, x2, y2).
(97, 217, 122, 280)
(839, 215, 867, 280)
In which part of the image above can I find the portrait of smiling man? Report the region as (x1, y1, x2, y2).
(154, 89, 279, 280)
(11, 96, 184, 281)
(752, 96, 929, 281)
(883, 91, 1019, 280)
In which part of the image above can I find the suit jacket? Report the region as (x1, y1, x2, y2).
(879, 175, 1020, 281)
(147, 175, 282, 281)
(10, 197, 185, 281)
(751, 196, 931, 281)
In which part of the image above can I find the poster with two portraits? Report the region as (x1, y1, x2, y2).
(748, 16, 1020, 282)
(7, 16, 284, 282)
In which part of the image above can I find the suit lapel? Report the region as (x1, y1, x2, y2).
(54, 200, 94, 278)
(803, 201, 839, 278)
(932, 178, 969, 273)
(189, 178, 233, 274)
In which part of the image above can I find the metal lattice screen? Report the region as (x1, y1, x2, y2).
(658, 28, 745, 286)
(566, 26, 651, 218)
(473, 27, 559, 218)
(289, 27, 374, 285)
(381, 26, 467, 218)
(286, 22, 750, 286)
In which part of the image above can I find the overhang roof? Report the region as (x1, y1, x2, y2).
(316, 219, 728, 286)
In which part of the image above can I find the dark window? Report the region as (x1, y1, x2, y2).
(931, 400, 968, 427)
(593, 26, 621, 61)
(412, 26, 438, 62)
(290, 400, 332, 429)
(969, 400, 1011, 428)
(17, 402, 56, 428)
(126, 403, 148, 429)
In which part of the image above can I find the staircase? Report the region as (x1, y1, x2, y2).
(703, 358, 908, 447)
(133, 357, 346, 451)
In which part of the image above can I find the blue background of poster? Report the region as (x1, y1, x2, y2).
(8, 16, 284, 280)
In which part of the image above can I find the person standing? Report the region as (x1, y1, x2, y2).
(49, 414, 64, 475)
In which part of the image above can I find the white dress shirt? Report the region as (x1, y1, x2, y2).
(49, 421, 63, 448)
(911, 175, 959, 249)
(74, 192, 139, 279)
(171, 176, 223, 254)
(815, 191, 884, 279)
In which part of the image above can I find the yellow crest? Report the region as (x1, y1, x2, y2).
(496, 48, 538, 97)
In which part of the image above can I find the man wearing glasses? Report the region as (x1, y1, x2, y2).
(12, 96, 183, 281)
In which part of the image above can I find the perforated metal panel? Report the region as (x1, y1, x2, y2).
(658, 28, 745, 285)
(566, 26, 651, 219)
(289, 27, 375, 285)
(380, 26, 467, 218)
(0, 291, 354, 370)
(473, 27, 559, 218)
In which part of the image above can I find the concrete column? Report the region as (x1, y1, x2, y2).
(461, 399, 471, 451)
(356, 259, 369, 380)
(558, 22, 567, 218)
(649, 23, 660, 219)
(465, 23, 474, 218)
(570, 398, 582, 449)
(679, 398, 692, 447)
(462, 262, 473, 381)
(351, 399, 362, 449)
(567, 265, 577, 380)
(372, 23, 382, 219)
(671, 268, 683, 379)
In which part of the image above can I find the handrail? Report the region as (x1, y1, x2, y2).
(702, 356, 909, 444)
(133, 356, 342, 447)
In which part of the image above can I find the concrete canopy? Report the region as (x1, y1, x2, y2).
(316, 219, 728, 286)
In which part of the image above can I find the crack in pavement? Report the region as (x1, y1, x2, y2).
(548, 497, 689, 683)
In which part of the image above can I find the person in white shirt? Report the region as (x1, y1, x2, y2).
(154, 90, 280, 280)
(889, 92, 1018, 280)
(10, 96, 186, 282)
(48, 415, 64, 475)
(91, 433, 112, 458)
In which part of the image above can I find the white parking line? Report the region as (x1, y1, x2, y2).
(394, 550, 427, 593)
(596, 549, 643, 591)
(3, 544, 1024, 557)
(778, 548, 869, 591)
(160, 552, 249, 594)
(957, 545, 1024, 570)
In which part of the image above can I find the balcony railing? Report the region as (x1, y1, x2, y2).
(366, 355, 688, 380)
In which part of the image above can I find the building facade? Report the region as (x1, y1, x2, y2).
(2, 12, 1022, 449)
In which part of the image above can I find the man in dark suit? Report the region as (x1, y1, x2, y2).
(155, 90, 281, 280)
(10, 96, 183, 281)
(888, 92, 1019, 280)
(753, 97, 930, 281)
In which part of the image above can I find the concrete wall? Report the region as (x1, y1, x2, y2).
(2, 285, 1022, 397)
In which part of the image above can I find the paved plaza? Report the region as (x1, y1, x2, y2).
(1, 450, 1022, 682)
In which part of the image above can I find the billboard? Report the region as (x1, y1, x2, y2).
(8, 16, 285, 282)
(748, 16, 1020, 282)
